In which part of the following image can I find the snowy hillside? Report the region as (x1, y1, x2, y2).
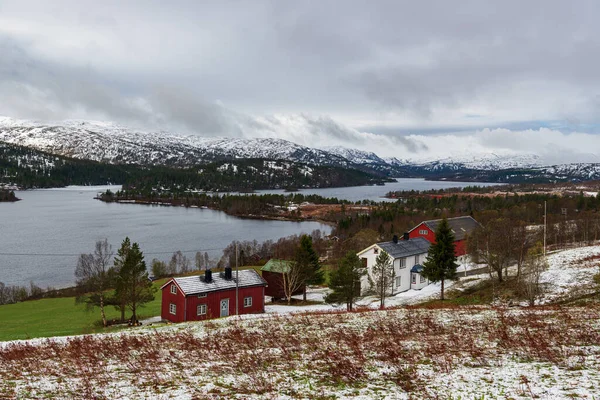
(3, 117, 600, 182)
(0, 117, 350, 168)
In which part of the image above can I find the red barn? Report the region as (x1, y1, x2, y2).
(407, 216, 481, 256)
(260, 259, 305, 300)
(160, 268, 266, 323)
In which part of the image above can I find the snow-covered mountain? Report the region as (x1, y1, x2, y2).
(2, 117, 600, 182)
(321, 146, 387, 165)
(0, 117, 350, 168)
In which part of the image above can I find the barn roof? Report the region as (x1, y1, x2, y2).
(261, 259, 293, 273)
(164, 269, 266, 296)
(415, 216, 480, 241)
(376, 237, 430, 259)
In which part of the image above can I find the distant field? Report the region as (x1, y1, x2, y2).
(0, 280, 166, 342)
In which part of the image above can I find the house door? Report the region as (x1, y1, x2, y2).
(220, 299, 229, 317)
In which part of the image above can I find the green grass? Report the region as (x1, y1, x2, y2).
(0, 280, 167, 342)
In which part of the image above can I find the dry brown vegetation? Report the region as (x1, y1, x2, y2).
(1, 305, 599, 399)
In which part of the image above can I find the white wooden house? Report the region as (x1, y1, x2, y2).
(357, 236, 430, 295)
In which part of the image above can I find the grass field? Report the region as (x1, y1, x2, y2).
(0, 280, 167, 342)
(0, 267, 269, 342)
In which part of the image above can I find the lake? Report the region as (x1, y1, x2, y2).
(256, 178, 499, 202)
(1, 179, 497, 288)
(1, 186, 331, 289)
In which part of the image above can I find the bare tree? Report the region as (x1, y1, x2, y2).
(75, 239, 114, 327)
(281, 262, 306, 305)
(521, 244, 548, 306)
(168, 251, 191, 275)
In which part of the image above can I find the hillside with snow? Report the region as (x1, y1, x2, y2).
(3, 117, 600, 183)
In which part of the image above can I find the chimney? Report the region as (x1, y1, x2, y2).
(204, 269, 212, 283)
(224, 266, 232, 280)
(392, 235, 398, 244)
(403, 232, 409, 241)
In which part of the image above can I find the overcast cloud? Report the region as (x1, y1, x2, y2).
(1, 0, 600, 162)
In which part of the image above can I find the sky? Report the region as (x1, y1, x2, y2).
(1, 0, 600, 162)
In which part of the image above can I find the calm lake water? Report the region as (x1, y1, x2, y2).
(1, 179, 497, 288)
(256, 178, 499, 202)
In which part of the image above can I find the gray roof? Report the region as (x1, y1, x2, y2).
(419, 216, 480, 241)
(377, 237, 430, 259)
(167, 269, 266, 296)
(411, 264, 424, 273)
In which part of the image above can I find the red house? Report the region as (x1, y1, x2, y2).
(160, 268, 267, 323)
(407, 216, 481, 256)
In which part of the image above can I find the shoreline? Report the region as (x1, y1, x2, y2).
(96, 197, 338, 226)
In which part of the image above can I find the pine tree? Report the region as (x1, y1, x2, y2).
(325, 251, 366, 311)
(422, 218, 459, 300)
(295, 235, 323, 300)
(369, 250, 394, 309)
(113, 238, 155, 322)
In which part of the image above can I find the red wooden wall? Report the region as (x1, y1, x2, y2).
(161, 281, 265, 323)
(408, 222, 467, 256)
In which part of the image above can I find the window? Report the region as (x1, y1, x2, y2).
(170, 284, 177, 295)
(414, 255, 419, 264)
(198, 293, 207, 298)
(244, 296, 252, 307)
(419, 229, 428, 235)
(420, 275, 426, 284)
(169, 303, 176, 315)
(395, 276, 401, 288)
(361, 258, 368, 268)
(197, 304, 207, 315)
(374, 247, 379, 254)
(412, 274, 416, 284)
(399, 258, 406, 268)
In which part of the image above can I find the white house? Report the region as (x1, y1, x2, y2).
(357, 236, 430, 295)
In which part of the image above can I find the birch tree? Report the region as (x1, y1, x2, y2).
(74, 239, 114, 327)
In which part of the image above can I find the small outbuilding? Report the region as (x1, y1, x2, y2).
(260, 259, 305, 300)
(161, 268, 266, 323)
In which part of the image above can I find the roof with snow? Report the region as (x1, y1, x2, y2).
(415, 216, 481, 241)
(261, 259, 293, 273)
(162, 269, 266, 296)
(376, 237, 430, 259)
(411, 264, 424, 273)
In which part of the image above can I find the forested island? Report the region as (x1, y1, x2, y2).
(0, 189, 18, 202)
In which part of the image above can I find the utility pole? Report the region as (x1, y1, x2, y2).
(544, 201, 547, 257)
(235, 242, 239, 316)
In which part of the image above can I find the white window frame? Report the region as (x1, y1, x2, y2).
(197, 304, 207, 315)
(198, 293, 207, 298)
(412, 273, 417, 285)
(170, 284, 177, 295)
(169, 303, 176, 315)
(420, 275, 426, 284)
(244, 296, 252, 307)
(419, 229, 428, 235)
(399, 258, 406, 268)
(395, 276, 401, 288)
(415, 255, 419, 264)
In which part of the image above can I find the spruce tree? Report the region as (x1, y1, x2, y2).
(325, 251, 366, 311)
(422, 218, 459, 300)
(295, 235, 323, 300)
(113, 238, 155, 322)
(369, 250, 394, 309)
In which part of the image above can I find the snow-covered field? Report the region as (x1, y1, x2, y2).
(1, 306, 599, 399)
(1, 245, 600, 399)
